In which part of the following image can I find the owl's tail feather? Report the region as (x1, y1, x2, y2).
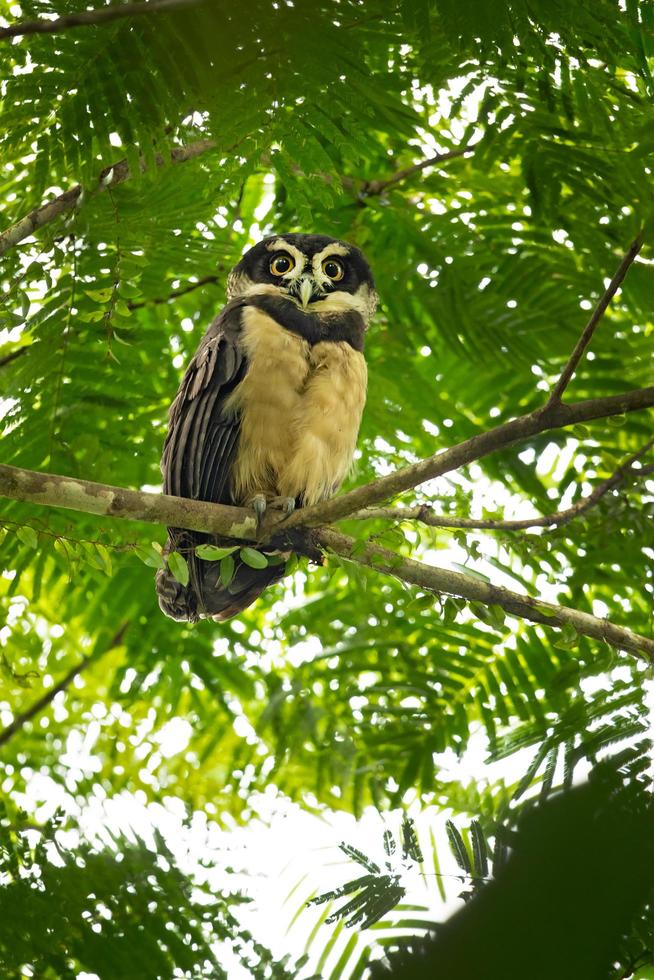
(155, 532, 285, 622)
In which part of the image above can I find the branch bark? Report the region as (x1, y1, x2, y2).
(316, 528, 654, 663)
(0, 622, 129, 747)
(0, 464, 263, 539)
(0, 0, 204, 41)
(350, 438, 654, 531)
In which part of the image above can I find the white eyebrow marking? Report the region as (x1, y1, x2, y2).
(265, 239, 307, 272)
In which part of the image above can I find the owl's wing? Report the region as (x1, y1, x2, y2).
(161, 307, 245, 504)
(156, 302, 286, 623)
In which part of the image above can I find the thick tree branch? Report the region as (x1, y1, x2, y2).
(0, 139, 217, 257)
(316, 528, 654, 663)
(0, 464, 264, 539)
(350, 438, 654, 531)
(546, 233, 644, 405)
(1, 458, 654, 660)
(284, 386, 654, 529)
(0, 0, 204, 41)
(2, 389, 652, 542)
(0, 622, 129, 748)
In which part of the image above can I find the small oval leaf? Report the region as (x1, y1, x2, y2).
(134, 543, 166, 569)
(239, 547, 268, 569)
(167, 551, 189, 587)
(16, 525, 38, 549)
(220, 554, 235, 587)
(195, 544, 238, 561)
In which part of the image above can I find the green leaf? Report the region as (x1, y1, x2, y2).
(167, 551, 189, 587)
(134, 543, 166, 569)
(239, 547, 269, 569)
(220, 554, 235, 587)
(195, 544, 238, 561)
(451, 563, 491, 583)
(85, 287, 115, 302)
(16, 526, 38, 549)
(94, 543, 113, 577)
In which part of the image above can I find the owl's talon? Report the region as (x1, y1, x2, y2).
(252, 494, 267, 526)
(281, 497, 296, 516)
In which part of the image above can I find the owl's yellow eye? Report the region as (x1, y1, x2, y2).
(322, 258, 344, 281)
(270, 253, 295, 276)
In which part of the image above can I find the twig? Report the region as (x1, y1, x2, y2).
(349, 438, 654, 531)
(316, 528, 654, 663)
(0, 139, 217, 257)
(0, 622, 129, 747)
(546, 233, 644, 405)
(360, 147, 473, 197)
(0, 348, 28, 370)
(283, 385, 654, 529)
(126, 273, 221, 310)
(0, 0, 204, 41)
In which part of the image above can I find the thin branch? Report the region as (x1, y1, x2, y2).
(0, 0, 204, 41)
(283, 385, 654, 530)
(360, 147, 474, 197)
(0, 347, 28, 370)
(0, 622, 129, 748)
(546, 233, 644, 405)
(126, 273, 222, 310)
(316, 528, 654, 663)
(350, 438, 654, 531)
(0, 138, 216, 258)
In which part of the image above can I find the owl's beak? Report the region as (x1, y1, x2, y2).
(298, 277, 315, 309)
(287, 274, 325, 310)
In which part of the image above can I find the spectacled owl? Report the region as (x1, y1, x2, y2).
(156, 233, 377, 621)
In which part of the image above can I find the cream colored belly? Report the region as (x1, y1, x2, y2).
(224, 307, 367, 507)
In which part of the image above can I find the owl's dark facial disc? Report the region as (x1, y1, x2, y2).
(227, 233, 378, 323)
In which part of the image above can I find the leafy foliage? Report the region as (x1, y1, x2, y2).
(0, 802, 301, 978)
(1, 0, 654, 975)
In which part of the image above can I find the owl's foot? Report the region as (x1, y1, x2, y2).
(249, 493, 296, 526)
(251, 493, 267, 528)
(278, 496, 296, 516)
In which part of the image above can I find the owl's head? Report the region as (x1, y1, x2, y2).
(227, 233, 378, 325)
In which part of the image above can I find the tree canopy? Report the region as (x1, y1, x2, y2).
(1, 1, 653, 976)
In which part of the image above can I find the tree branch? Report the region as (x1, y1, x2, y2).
(283, 386, 654, 529)
(0, 138, 217, 257)
(316, 528, 654, 663)
(359, 147, 473, 197)
(0, 347, 28, 370)
(126, 273, 222, 310)
(2, 388, 652, 542)
(1, 457, 654, 660)
(0, 464, 264, 539)
(546, 233, 644, 405)
(0, 0, 204, 41)
(0, 622, 129, 748)
(349, 438, 654, 531)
